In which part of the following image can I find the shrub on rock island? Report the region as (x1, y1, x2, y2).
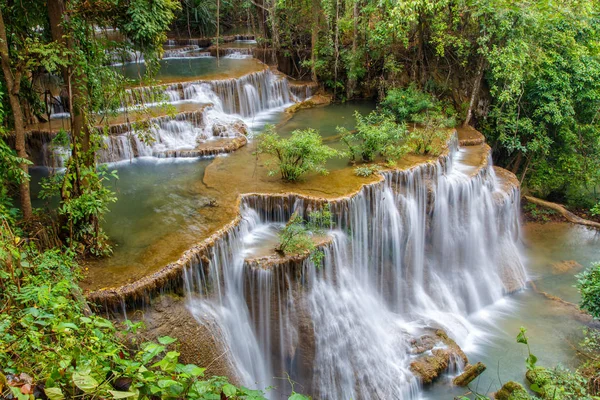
(256, 125, 341, 182)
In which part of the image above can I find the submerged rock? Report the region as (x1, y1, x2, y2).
(409, 329, 468, 384)
(551, 260, 582, 274)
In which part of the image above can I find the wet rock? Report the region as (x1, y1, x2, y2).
(409, 329, 468, 384)
(212, 121, 247, 138)
(453, 362, 486, 386)
(285, 94, 332, 114)
(494, 381, 532, 400)
(134, 294, 239, 383)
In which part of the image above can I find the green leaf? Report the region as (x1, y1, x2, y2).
(179, 364, 205, 377)
(289, 393, 310, 400)
(44, 387, 65, 400)
(55, 322, 78, 332)
(222, 383, 237, 397)
(109, 390, 138, 399)
(530, 383, 543, 393)
(158, 336, 177, 345)
(516, 327, 528, 344)
(72, 371, 99, 393)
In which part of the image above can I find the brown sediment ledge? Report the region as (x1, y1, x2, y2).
(244, 236, 333, 270)
(457, 126, 485, 146)
(284, 94, 332, 114)
(529, 281, 589, 320)
(26, 103, 211, 135)
(161, 136, 248, 158)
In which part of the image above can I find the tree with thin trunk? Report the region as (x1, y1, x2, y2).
(0, 9, 33, 219)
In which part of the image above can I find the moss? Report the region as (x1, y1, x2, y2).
(526, 366, 592, 400)
(495, 381, 532, 400)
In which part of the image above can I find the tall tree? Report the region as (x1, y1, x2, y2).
(0, 9, 32, 219)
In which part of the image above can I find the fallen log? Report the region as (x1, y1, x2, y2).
(453, 362, 486, 387)
(524, 195, 600, 229)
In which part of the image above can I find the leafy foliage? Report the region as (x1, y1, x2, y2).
(576, 262, 600, 319)
(39, 166, 118, 256)
(409, 114, 452, 156)
(381, 85, 437, 123)
(256, 126, 340, 181)
(276, 205, 332, 264)
(338, 111, 409, 163)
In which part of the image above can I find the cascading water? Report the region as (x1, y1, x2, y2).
(184, 208, 275, 390)
(183, 138, 527, 399)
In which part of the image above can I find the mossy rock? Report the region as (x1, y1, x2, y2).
(525, 367, 592, 400)
(409, 329, 468, 384)
(495, 381, 532, 400)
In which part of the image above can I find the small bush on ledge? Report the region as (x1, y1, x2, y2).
(338, 111, 409, 163)
(276, 206, 332, 264)
(354, 164, 381, 177)
(255, 125, 341, 182)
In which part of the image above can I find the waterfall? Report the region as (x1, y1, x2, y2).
(163, 45, 202, 59)
(184, 208, 274, 390)
(182, 139, 526, 399)
(122, 69, 293, 120)
(95, 107, 246, 163)
(39, 68, 299, 165)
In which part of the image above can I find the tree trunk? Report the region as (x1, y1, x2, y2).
(216, 0, 220, 66)
(269, 0, 279, 53)
(0, 8, 32, 219)
(333, 0, 340, 98)
(48, 0, 92, 170)
(346, 0, 359, 98)
(310, 0, 320, 82)
(463, 55, 486, 127)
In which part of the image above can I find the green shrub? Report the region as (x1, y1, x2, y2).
(381, 85, 457, 128)
(409, 113, 452, 156)
(256, 125, 340, 181)
(338, 111, 409, 163)
(381, 84, 435, 122)
(576, 262, 600, 319)
(276, 205, 331, 264)
(354, 165, 381, 177)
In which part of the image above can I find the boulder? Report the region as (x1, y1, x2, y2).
(409, 329, 468, 384)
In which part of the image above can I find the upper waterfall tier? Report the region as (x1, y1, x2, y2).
(26, 65, 317, 166)
(120, 68, 312, 114)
